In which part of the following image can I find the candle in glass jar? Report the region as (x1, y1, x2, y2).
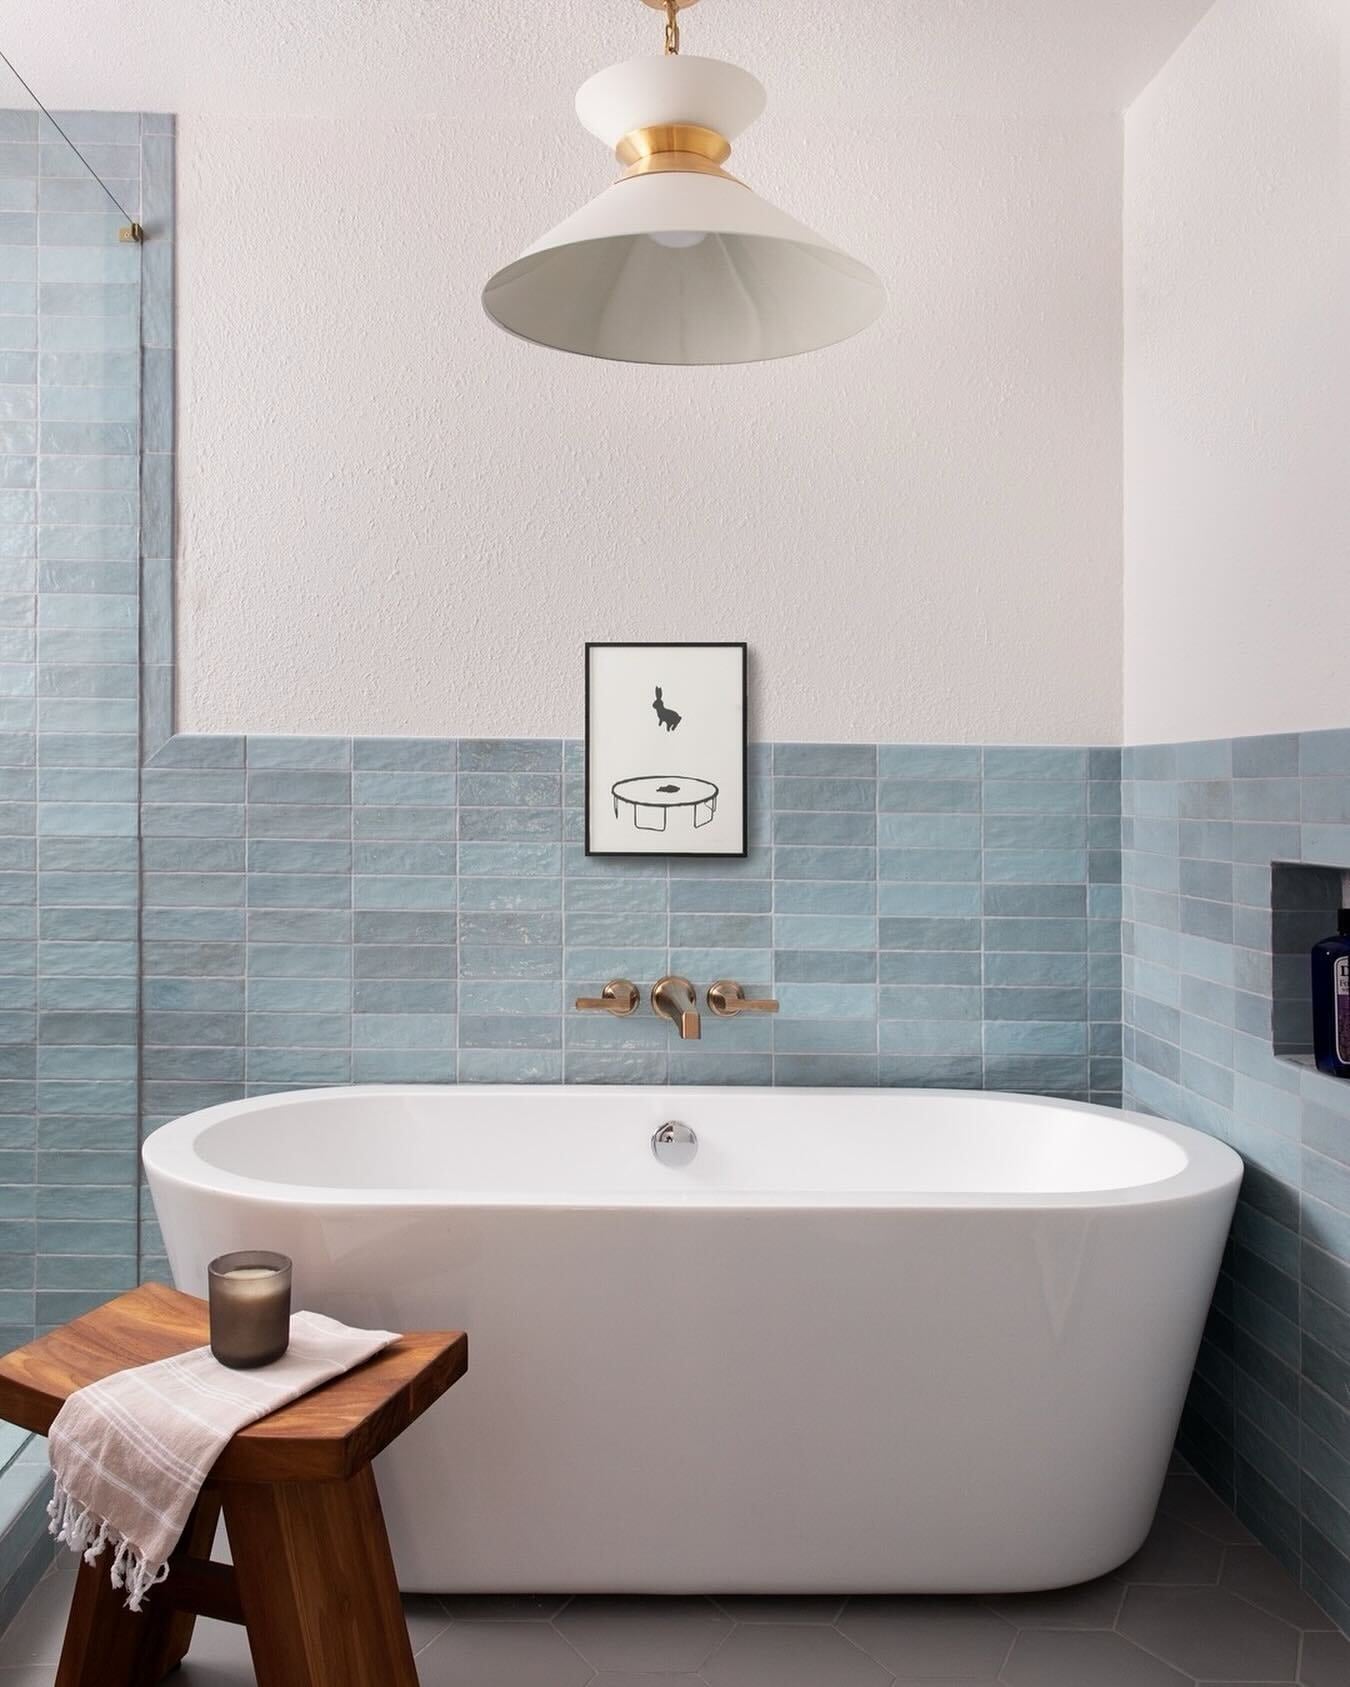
(208, 1250, 292, 1369)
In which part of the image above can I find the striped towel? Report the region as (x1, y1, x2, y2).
(47, 1310, 397, 1609)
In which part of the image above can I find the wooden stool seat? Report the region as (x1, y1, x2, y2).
(0, 1283, 467, 1687)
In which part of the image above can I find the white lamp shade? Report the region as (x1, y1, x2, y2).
(482, 52, 885, 365)
(574, 55, 766, 146)
(482, 170, 885, 365)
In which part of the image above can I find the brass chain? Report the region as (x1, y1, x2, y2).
(664, 0, 680, 55)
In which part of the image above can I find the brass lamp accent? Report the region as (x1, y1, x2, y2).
(615, 123, 738, 183)
(640, 0, 702, 57)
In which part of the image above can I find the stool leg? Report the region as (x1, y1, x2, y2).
(54, 1489, 221, 1687)
(222, 1465, 418, 1687)
(143, 1488, 222, 1678)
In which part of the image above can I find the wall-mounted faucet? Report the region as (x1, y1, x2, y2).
(578, 978, 779, 1039)
(652, 975, 701, 1040)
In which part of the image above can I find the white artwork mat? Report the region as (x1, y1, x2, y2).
(586, 644, 746, 856)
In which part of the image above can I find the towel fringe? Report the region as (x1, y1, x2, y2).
(48, 1476, 169, 1612)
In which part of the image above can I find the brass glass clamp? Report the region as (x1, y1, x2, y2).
(574, 979, 640, 1016)
(707, 980, 779, 1016)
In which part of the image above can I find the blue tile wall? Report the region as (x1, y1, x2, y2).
(133, 737, 1121, 1121)
(1123, 733, 1350, 1629)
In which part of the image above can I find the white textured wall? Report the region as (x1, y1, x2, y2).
(176, 109, 1124, 741)
(1124, 0, 1349, 743)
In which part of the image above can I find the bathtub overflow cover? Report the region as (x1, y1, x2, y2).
(652, 1120, 698, 1168)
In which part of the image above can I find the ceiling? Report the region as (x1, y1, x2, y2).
(1, 0, 1216, 122)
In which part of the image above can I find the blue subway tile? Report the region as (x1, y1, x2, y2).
(771, 776, 873, 812)
(773, 880, 874, 915)
(352, 771, 455, 806)
(877, 883, 981, 917)
(879, 917, 980, 951)
(246, 736, 350, 770)
(773, 983, 876, 1018)
(878, 951, 981, 986)
(878, 848, 981, 882)
(878, 778, 979, 813)
(775, 949, 875, 983)
(772, 846, 874, 881)
(877, 745, 980, 778)
(774, 743, 876, 777)
(878, 813, 981, 849)
(771, 810, 875, 847)
(458, 739, 556, 772)
(771, 914, 874, 950)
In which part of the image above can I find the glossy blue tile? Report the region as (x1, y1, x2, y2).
(350, 737, 454, 772)
(878, 883, 981, 917)
(353, 771, 456, 805)
(772, 846, 874, 881)
(773, 880, 874, 915)
(879, 916, 980, 951)
(246, 736, 350, 770)
(774, 743, 876, 777)
(771, 810, 875, 846)
(878, 778, 979, 813)
(878, 848, 981, 882)
(771, 776, 873, 812)
(877, 745, 979, 778)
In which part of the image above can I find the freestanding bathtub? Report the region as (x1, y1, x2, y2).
(143, 1085, 1241, 1593)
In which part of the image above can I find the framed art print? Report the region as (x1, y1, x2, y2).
(585, 643, 748, 857)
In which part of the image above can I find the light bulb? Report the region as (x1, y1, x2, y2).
(647, 229, 708, 249)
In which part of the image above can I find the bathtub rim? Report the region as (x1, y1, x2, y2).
(142, 1085, 1243, 1214)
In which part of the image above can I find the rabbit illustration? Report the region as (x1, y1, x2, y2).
(652, 687, 682, 732)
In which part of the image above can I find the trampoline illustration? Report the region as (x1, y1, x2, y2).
(611, 776, 719, 833)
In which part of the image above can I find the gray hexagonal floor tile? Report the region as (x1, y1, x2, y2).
(440, 1594, 570, 1620)
(837, 1596, 1014, 1678)
(704, 1622, 892, 1687)
(1221, 1545, 1338, 1631)
(403, 1594, 453, 1654)
(0, 1557, 74, 1668)
(1301, 1628, 1350, 1687)
(983, 1573, 1124, 1629)
(711, 1595, 845, 1622)
(1001, 1630, 1191, 1686)
(1157, 1475, 1255, 1545)
(592, 1675, 709, 1687)
(415, 1618, 594, 1687)
(1118, 1586, 1300, 1681)
(1118, 1511, 1225, 1584)
(557, 1596, 733, 1672)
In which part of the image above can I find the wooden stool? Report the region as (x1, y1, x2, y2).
(0, 1282, 467, 1687)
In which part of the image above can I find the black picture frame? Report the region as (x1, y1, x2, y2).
(584, 642, 749, 859)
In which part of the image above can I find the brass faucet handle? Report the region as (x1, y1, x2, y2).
(574, 979, 640, 1017)
(707, 980, 779, 1016)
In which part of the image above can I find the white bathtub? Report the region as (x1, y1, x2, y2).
(143, 1084, 1241, 1593)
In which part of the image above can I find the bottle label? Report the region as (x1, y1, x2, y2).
(1336, 955, 1350, 1066)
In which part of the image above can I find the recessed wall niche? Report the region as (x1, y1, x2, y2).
(1270, 861, 1349, 1062)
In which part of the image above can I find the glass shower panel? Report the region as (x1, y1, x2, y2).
(0, 64, 143, 1376)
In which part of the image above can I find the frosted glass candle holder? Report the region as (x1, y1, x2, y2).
(208, 1251, 292, 1369)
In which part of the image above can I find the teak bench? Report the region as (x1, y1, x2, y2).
(0, 1281, 468, 1687)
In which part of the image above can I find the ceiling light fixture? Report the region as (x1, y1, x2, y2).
(482, 0, 885, 365)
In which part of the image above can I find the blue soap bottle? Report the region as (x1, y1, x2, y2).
(1312, 909, 1350, 1077)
